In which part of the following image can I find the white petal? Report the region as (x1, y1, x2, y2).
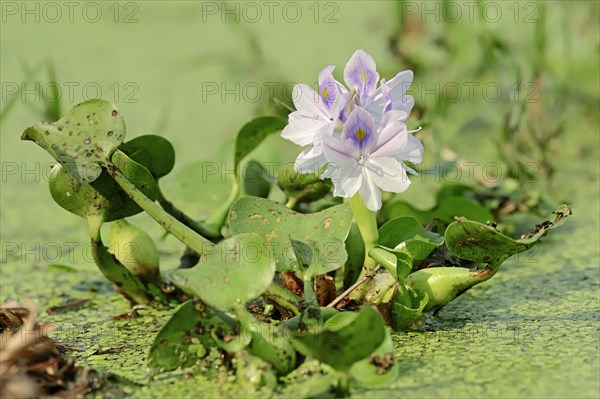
(321, 155, 362, 198)
(390, 95, 414, 117)
(365, 157, 411, 193)
(321, 136, 362, 198)
(358, 170, 382, 211)
(281, 111, 331, 146)
(362, 97, 386, 126)
(332, 162, 362, 198)
(292, 84, 330, 119)
(363, 95, 412, 126)
(294, 145, 327, 174)
(398, 134, 424, 165)
(386, 70, 414, 98)
(370, 119, 408, 159)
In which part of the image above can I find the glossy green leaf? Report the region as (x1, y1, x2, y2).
(288, 307, 387, 372)
(403, 205, 572, 313)
(405, 267, 493, 312)
(378, 216, 444, 261)
(242, 160, 272, 198)
(148, 301, 236, 373)
(167, 155, 234, 216)
(290, 238, 347, 279)
(119, 134, 175, 179)
(48, 162, 156, 222)
(445, 205, 571, 269)
(350, 327, 398, 386)
(369, 247, 412, 281)
(383, 196, 494, 225)
(169, 233, 276, 311)
(246, 322, 296, 375)
(434, 183, 474, 202)
(391, 288, 429, 331)
(381, 200, 429, 225)
(22, 99, 125, 183)
(343, 223, 365, 288)
(228, 197, 353, 272)
(111, 150, 159, 200)
(234, 116, 287, 173)
(433, 197, 495, 224)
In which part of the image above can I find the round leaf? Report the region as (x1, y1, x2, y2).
(49, 159, 157, 222)
(148, 301, 237, 374)
(169, 233, 276, 311)
(228, 197, 353, 272)
(288, 307, 387, 372)
(119, 135, 175, 179)
(22, 99, 125, 183)
(234, 116, 287, 173)
(378, 216, 444, 261)
(290, 238, 347, 279)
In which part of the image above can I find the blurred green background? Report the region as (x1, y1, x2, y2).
(1, 1, 599, 397)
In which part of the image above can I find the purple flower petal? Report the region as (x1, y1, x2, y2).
(344, 50, 379, 99)
(341, 107, 377, 155)
(318, 66, 348, 115)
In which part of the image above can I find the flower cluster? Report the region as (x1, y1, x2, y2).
(281, 50, 423, 211)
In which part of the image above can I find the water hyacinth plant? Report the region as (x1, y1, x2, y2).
(20, 49, 572, 396)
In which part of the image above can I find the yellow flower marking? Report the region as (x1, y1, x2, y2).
(322, 85, 329, 101)
(359, 69, 368, 84)
(355, 127, 366, 142)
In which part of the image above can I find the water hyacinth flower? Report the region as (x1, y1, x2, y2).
(281, 66, 348, 173)
(343, 49, 414, 126)
(281, 49, 423, 210)
(321, 107, 419, 211)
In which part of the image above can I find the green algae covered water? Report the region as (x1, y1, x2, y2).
(1, 2, 599, 397)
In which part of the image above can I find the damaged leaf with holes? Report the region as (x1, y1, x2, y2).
(22, 99, 125, 183)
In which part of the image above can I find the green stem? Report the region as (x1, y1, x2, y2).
(335, 371, 351, 397)
(156, 187, 221, 240)
(87, 215, 150, 304)
(347, 194, 379, 271)
(285, 197, 297, 209)
(347, 194, 380, 302)
(303, 277, 317, 306)
(109, 165, 214, 256)
(204, 180, 240, 232)
(235, 304, 259, 326)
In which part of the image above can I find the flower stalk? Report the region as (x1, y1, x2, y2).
(346, 194, 381, 301)
(108, 162, 215, 256)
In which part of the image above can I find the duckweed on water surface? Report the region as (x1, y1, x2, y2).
(1, 1, 598, 397)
